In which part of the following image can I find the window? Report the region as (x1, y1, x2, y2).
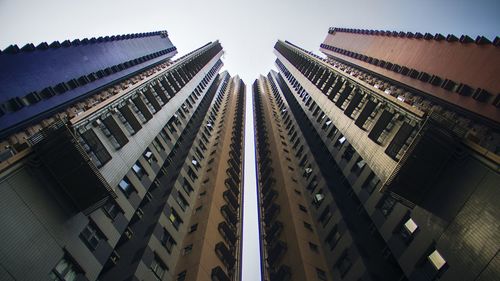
(195, 205, 203, 213)
(182, 178, 194, 196)
(176, 192, 189, 211)
(350, 157, 366, 175)
(169, 208, 183, 230)
(303, 221, 313, 231)
(334, 135, 346, 148)
(316, 268, 327, 281)
(153, 137, 165, 152)
(306, 177, 318, 192)
(325, 225, 341, 249)
(49, 255, 81, 281)
(161, 228, 176, 253)
(377, 194, 397, 217)
(144, 148, 157, 163)
(183, 244, 193, 255)
(319, 207, 332, 227)
(309, 242, 319, 252)
(80, 221, 105, 251)
(189, 223, 198, 234)
(151, 255, 167, 280)
(116, 108, 136, 135)
(341, 144, 355, 161)
(299, 204, 308, 213)
(294, 189, 301, 195)
(327, 126, 337, 139)
(303, 166, 313, 178)
(336, 251, 352, 277)
(118, 177, 136, 197)
(191, 157, 201, 170)
(80, 129, 111, 167)
(177, 270, 187, 281)
(187, 167, 198, 181)
(103, 199, 121, 220)
(313, 191, 325, 207)
(132, 161, 147, 179)
(361, 172, 379, 194)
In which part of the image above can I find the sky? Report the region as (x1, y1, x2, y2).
(0, 0, 499, 83)
(0, 1, 498, 280)
(242, 82, 261, 280)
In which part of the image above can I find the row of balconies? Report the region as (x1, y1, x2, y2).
(319, 43, 497, 105)
(76, 60, 223, 169)
(98, 66, 226, 278)
(0, 42, 222, 165)
(327, 27, 499, 46)
(1, 47, 178, 114)
(267, 72, 365, 281)
(76, 78, 212, 279)
(253, 81, 291, 280)
(1, 30, 171, 54)
(276, 67, 453, 280)
(214, 79, 245, 280)
(275, 56, 419, 165)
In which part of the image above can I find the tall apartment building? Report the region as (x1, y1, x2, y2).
(254, 73, 338, 281)
(0, 31, 245, 281)
(254, 29, 499, 281)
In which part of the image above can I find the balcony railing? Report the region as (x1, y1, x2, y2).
(28, 121, 115, 214)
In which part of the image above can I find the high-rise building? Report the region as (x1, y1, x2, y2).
(0, 31, 245, 281)
(1, 25, 498, 281)
(254, 28, 499, 281)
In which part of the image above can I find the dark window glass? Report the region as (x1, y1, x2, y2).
(80, 221, 105, 251)
(377, 194, 397, 217)
(49, 255, 81, 281)
(118, 177, 136, 197)
(151, 255, 167, 280)
(161, 228, 176, 253)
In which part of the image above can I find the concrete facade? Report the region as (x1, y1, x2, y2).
(0, 32, 244, 281)
(257, 36, 499, 281)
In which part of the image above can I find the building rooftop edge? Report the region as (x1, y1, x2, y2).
(0, 30, 171, 54)
(327, 27, 499, 47)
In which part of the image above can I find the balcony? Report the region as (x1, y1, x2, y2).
(270, 265, 291, 281)
(221, 205, 238, 226)
(262, 189, 278, 209)
(215, 242, 236, 269)
(267, 240, 287, 267)
(265, 221, 283, 244)
(102, 115, 129, 148)
(224, 178, 240, 197)
(218, 221, 237, 246)
(118, 105, 142, 133)
(132, 96, 153, 121)
(384, 115, 466, 213)
(28, 122, 115, 214)
(211, 266, 231, 281)
(264, 203, 280, 225)
(223, 190, 239, 211)
(143, 88, 162, 112)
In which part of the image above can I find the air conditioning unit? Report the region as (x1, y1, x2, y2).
(93, 119, 102, 126)
(145, 192, 153, 202)
(109, 250, 120, 265)
(136, 208, 144, 220)
(124, 227, 134, 239)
